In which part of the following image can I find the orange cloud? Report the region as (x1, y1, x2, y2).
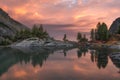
(14, 8, 27, 15)
(14, 70, 27, 78)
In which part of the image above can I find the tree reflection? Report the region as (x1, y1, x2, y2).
(14, 50, 53, 68)
(77, 46, 88, 58)
(63, 49, 67, 57)
(90, 48, 109, 69)
(77, 47, 109, 69)
(63, 47, 76, 57)
(96, 50, 108, 69)
(77, 49, 82, 58)
(90, 50, 97, 62)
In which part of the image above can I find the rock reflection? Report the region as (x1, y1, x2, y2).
(109, 52, 120, 73)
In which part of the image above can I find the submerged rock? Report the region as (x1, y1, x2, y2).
(11, 38, 43, 47)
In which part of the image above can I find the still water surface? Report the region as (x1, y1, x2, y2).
(0, 47, 120, 80)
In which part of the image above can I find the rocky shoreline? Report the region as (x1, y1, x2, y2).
(8, 37, 120, 51)
(88, 41, 120, 50)
(10, 37, 78, 49)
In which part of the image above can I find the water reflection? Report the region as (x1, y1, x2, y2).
(90, 48, 108, 69)
(77, 47, 88, 58)
(109, 52, 120, 73)
(77, 47, 110, 69)
(0, 47, 120, 80)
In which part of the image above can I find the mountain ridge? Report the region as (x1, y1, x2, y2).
(0, 8, 29, 38)
(109, 17, 120, 34)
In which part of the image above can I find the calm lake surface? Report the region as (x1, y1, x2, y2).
(0, 47, 120, 80)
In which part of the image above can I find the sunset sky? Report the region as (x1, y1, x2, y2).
(0, 0, 120, 40)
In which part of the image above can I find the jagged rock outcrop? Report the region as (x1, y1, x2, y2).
(109, 17, 120, 34)
(0, 8, 29, 38)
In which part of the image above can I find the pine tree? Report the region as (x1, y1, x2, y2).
(32, 24, 39, 37)
(32, 24, 48, 39)
(77, 32, 82, 42)
(95, 22, 109, 41)
(82, 34, 88, 42)
(90, 29, 95, 41)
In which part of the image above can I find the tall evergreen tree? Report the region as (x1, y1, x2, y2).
(95, 22, 109, 41)
(96, 22, 102, 40)
(77, 32, 82, 42)
(101, 23, 109, 41)
(82, 34, 88, 42)
(95, 29, 98, 40)
(90, 29, 95, 41)
(32, 24, 39, 37)
(32, 24, 48, 39)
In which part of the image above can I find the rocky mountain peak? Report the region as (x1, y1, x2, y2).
(109, 17, 120, 34)
(0, 8, 29, 41)
(115, 17, 120, 23)
(0, 8, 8, 17)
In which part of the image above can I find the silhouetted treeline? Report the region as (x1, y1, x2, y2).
(90, 22, 109, 41)
(14, 24, 48, 41)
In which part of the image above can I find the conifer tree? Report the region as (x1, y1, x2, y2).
(77, 32, 82, 42)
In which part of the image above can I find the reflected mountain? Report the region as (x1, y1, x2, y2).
(0, 47, 22, 76)
(0, 47, 76, 76)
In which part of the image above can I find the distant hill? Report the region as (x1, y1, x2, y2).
(0, 8, 29, 38)
(109, 17, 120, 34)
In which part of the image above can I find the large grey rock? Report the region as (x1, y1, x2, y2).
(11, 38, 43, 47)
(11, 37, 77, 48)
(0, 8, 29, 38)
(109, 17, 120, 34)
